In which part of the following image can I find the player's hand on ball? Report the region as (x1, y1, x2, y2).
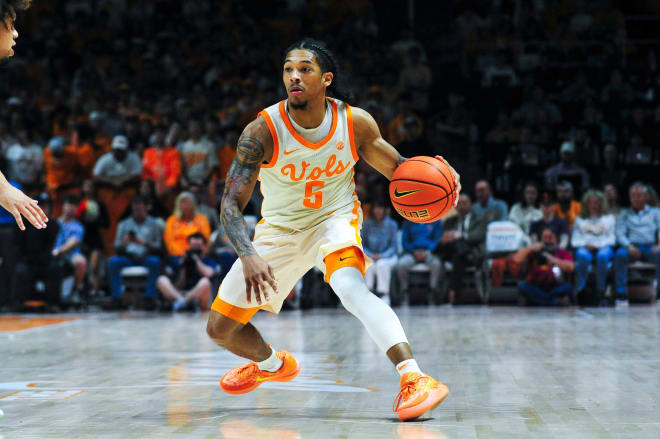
(241, 254, 279, 305)
(0, 183, 48, 230)
(434, 155, 461, 207)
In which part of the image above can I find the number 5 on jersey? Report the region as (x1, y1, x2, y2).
(303, 181, 325, 209)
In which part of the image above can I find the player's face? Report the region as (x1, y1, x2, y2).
(283, 49, 332, 108)
(0, 16, 18, 60)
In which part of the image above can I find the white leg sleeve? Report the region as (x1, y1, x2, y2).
(329, 266, 409, 353)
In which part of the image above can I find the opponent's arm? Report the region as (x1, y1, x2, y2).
(220, 117, 279, 304)
(0, 171, 48, 230)
(352, 106, 461, 202)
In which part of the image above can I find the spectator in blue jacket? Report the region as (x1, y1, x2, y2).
(614, 182, 660, 302)
(362, 199, 399, 305)
(52, 194, 87, 303)
(396, 216, 443, 296)
(472, 180, 508, 223)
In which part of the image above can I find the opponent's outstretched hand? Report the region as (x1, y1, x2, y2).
(0, 181, 48, 230)
(241, 254, 279, 305)
(435, 155, 461, 207)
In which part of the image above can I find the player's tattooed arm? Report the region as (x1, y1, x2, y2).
(220, 119, 272, 257)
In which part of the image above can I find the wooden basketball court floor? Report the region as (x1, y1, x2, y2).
(1, 305, 659, 438)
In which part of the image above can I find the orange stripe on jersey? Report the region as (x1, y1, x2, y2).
(259, 110, 279, 168)
(349, 196, 362, 246)
(324, 246, 366, 282)
(211, 294, 261, 325)
(278, 98, 338, 150)
(345, 104, 359, 163)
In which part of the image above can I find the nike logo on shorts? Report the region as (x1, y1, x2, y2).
(339, 256, 353, 262)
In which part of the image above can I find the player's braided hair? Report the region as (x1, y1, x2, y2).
(0, 0, 30, 29)
(284, 38, 354, 104)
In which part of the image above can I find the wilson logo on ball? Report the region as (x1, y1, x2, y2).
(393, 188, 423, 198)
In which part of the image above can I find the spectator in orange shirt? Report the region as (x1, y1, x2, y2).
(142, 129, 181, 198)
(74, 123, 109, 178)
(553, 181, 582, 230)
(216, 128, 238, 181)
(387, 95, 422, 146)
(43, 137, 80, 217)
(88, 111, 112, 153)
(164, 191, 211, 266)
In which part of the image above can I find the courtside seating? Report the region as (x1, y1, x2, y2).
(485, 221, 526, 305)
(627, 261, 658, 303)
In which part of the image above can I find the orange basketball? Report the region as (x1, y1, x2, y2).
(389, 156, 458, 223)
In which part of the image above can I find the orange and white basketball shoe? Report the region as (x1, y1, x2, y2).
(393, 372, 449, 421)
(220, 351, 301, 395)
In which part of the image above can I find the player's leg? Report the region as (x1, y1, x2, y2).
(207, 308, 301, 395)
(206, 230, 306, 394)
(206, 309, 271, 360)
(325, 247, 449, 420)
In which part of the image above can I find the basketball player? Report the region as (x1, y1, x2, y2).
(206, 39, 460, 421)
(0, 0, 47, 231)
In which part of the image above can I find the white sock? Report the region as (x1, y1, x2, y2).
(395, 359, 422, 377)
(256, 347, 283, 372)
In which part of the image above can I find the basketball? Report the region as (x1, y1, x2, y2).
(389, 156, 458, 223)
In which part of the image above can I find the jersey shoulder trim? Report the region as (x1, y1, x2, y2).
(258, 109, 279, 169)
(345, 103, 359, 163)
(277, 98, 338, 150)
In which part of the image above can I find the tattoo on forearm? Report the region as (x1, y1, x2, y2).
(220, 135, 265, 257)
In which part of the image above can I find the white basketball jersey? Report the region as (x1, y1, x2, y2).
(258, 97, 360, 231)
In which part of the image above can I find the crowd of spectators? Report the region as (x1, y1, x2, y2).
(0, 0, 659, 312)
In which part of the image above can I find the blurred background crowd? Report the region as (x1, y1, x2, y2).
(0, 0, 659, 312)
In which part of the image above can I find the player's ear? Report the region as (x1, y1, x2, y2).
(323, 72, 333, 87)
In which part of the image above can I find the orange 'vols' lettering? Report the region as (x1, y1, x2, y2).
(281, 161, 310, 181)
(280, 154, 350, 182)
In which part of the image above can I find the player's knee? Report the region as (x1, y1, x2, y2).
(206, 312, 242, 346)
